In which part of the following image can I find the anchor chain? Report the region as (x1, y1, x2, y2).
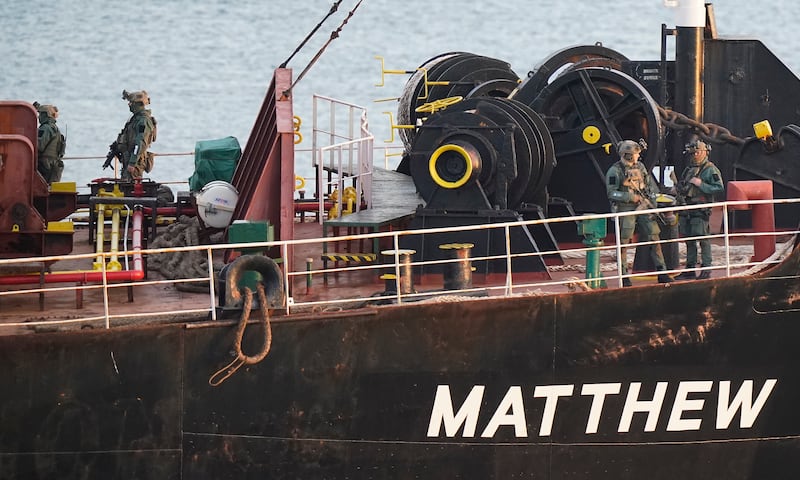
(658, 106, 746, 147)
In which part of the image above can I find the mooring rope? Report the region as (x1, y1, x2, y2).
(209, 283, 273, 386)
(148, 216, 218, 292)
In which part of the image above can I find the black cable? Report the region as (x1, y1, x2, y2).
(279, 0, 344, 69)
(282, 0, 363, 99)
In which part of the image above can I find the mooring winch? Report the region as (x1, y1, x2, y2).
(400, 96, 561, 274)
(396, 52, 520, 150)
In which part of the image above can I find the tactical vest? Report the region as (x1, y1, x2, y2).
(116, 110, 157, 169)
(678, 160, 716, 204)
(38, 121, 65, 160)
(611, 161, 651, 202)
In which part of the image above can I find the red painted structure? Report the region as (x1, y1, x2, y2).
(0, 208, 145, 286)
(727, 180, 776, 261)
(0, 101, 75, 258)
(230, 68, 296, 271)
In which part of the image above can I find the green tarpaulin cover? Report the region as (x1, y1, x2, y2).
(188, 136, 241, 191)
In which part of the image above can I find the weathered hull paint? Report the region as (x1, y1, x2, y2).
(1, 245, 799, 479)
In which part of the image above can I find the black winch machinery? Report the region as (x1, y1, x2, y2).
(395, 4, 800, 272)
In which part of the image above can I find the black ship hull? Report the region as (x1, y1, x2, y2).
(2, 242, 799, 479)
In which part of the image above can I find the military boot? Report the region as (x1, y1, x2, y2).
(674, 269, 697, 280)
(656, 267, 674, 283)
(696, 270, 711, 280)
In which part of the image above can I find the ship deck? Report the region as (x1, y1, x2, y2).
(0, 184, 795, 334)
(0, 196, 797, 333)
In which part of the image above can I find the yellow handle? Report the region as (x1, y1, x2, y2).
(414, 96, 463, 114)
(374, 56, 416, 87)
(381, 112, 416, 143)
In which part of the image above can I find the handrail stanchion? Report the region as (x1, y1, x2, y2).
(393, 235, 402, 304)
(206, 247, 217, 321)
(101, 252, 111, 329)
(723, 203, 731, 277)
(505, 225, 513, 295)
(613, 213, 624, 287)
(282, 242, 291, 315)
(317, 149, 325, 224)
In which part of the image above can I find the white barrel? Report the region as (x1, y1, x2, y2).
(196, 181, 239, 228)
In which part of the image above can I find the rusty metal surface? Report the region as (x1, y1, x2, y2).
(0, 325, 183, 478)
(0, 243, 798, 477)
(230, 68, 295, 269)
(0, 101, 38, 144)
(183, 249, 800, 478)
(0, 102, 75, 258)
(34, 190, 77, 223)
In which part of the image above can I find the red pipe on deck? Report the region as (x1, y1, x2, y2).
(0, 209, 146, 285)
(142, 206, 197, 216)
(726, 180, 776, 261)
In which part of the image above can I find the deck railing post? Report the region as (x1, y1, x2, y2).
(613, 213, 624, 287)
(207, 247, 217, 321)
(393, 235, 402, 304)
(505, 225, 513, 295)
(101, 251, 111, 329)
(723, 202, 731, 277)
(282, 242, 291, 315)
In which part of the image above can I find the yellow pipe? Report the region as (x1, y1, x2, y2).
(93, 204, 105, 270)
(107, 207, 122, 271)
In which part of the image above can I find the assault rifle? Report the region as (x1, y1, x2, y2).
(103, 141, 122, 170)
(630, 185, 668, 226)
(674, 179, 691, 205)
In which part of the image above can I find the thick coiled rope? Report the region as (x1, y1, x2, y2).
(148, 216, 222, 292)
(209, 283, 273, 386)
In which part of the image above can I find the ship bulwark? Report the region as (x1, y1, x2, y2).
(1, 257, 800, 478)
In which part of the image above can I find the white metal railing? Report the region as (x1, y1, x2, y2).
(317, 137, 374, 222)
(311, 94, 374, 223)
(0, 197, 798, 331)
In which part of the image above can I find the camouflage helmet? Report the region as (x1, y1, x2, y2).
(617, 140, 642, 159)
(33, 102, 58, 119)
(122, 89, 150, 105)
(684, 139, 712, 153)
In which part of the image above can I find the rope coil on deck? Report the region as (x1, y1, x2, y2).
(149, 216, 223, 291)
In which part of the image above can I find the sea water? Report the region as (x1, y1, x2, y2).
(2, 0, 799, 193)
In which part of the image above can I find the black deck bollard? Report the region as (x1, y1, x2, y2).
(438, 242, 474, 290)
(380, 249, 416, 294)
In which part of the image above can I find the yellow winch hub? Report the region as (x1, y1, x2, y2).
(429, 143, 474, 189)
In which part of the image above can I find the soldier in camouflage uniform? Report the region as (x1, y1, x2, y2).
(674, 140, 724, 280)
(606, 140, 673, 286)
(34, 102, 66, 184)
(109, 90, 157, 181)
